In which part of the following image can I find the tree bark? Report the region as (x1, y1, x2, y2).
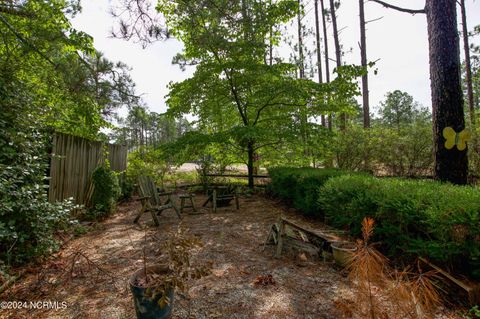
(359, 0, 370, 128)
(297, 0, 305, 79)
(459, 0, 475, 127)
(329, 0, 345, 130)
(247, 141, 255, 189)
(314, 0, 325, 126)
(426, 0, 468, 184)
(320, 0, 332, 130)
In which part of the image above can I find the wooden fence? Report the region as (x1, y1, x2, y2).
(48, 133, 127, 206)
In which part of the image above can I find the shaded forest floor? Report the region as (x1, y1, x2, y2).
(1, 193, 463, 319)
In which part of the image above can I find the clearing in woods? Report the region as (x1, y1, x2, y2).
(1, 194, 460, 319)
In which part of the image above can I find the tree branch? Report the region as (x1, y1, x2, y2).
(369, 0, 426, 14)
(0, 13, 56, 67)
(365, 16, 384, 24)
(253, 89, 288, 125)
(0, 5, 34, 18)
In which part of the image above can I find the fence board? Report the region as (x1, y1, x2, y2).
(48, 133, 127, 206)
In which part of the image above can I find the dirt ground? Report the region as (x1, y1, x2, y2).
(0, 193, 463, 319)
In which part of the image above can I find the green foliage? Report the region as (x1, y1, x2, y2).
(0, 1, 138, 141)
(327, 122, 433, 176)
(318, 175, 480, 278)
(195, 156, 214, 193)
(126, 147, 170, 188)
(111, 106, 191, 150)
(466, 305, 480, 319)
(163, 171, 198, 189)
(378, 90, 429, 129)
(0, 115, 74, 264)
(119, 174, 134, 200)
(268, 167, 357, 216)
(0, 0, 138, 265)
(89, 164, 121, 219)
(158, 0, 363, 186)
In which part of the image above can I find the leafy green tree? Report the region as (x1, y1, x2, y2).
(0, 0, 89, 263)
(378, 90, 429, 130)
(0, 0, 136, 264)
(157, 0, 362, 188)
(111, 105, 191, 149)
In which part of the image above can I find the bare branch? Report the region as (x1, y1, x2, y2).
(369, 0, 426, 14)
(365, 16, 384, 24)
(110, 0, 168, 48)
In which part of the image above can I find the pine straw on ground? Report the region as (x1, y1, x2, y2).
(1, 193, 462, 319)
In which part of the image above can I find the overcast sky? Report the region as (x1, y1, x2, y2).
(72, 0, 480, 117)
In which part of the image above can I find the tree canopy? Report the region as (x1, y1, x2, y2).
(157, 0, 364, 187)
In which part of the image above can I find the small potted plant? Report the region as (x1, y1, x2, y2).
(129, 227, 211, 319)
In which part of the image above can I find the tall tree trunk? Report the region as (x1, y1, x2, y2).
(297, 0, 309, 159)
(460, 0, 475, 127)
(297, 0, 305, 79)
(359, 0, 370, 128)
(247, 141, 255, 189)
(426, 0, 468, 184)
(320, 0, 332, 130)
(329, 0, 345, 130)
(269, 25, 273, 66)
(314, 0, 326, 126)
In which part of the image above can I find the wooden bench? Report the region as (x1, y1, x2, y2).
(264, 217, 345, 258)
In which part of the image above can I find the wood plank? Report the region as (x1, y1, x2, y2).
(280, 217, 343, 243)
(48, 132, 127, 208)
(205, 174, 270, 178)
(419, 257, 480, 305)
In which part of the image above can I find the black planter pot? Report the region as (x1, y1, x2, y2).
(130, 266, 175, 319)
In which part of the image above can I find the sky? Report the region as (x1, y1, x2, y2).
(72, 0, 480, 117)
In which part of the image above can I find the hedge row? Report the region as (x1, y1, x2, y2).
(321, 175, 480, 277)
(268, 167, 356, 216)
(268, 168, 480, 278)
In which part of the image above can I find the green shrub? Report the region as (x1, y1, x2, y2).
(118, 173, 134, 200)
(318, 175, 480, 278)
(324, 124, 433, 176)
(0, 120, 74, 264)
(89, 164, 121, 219)
(126, 147, 170, 188)
(268, 167, 357, 216)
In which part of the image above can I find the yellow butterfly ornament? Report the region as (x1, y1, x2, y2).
(442, 127, 471, 151)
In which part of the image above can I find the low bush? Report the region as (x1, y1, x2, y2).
(89, 164, 121, 219)
(318, 175, 480, 278)
(119, 173, 134, 200)
(268, 167, 357, 216)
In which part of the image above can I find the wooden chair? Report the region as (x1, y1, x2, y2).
(134, 176, 181, 226)
(202, 185, 239, 213)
